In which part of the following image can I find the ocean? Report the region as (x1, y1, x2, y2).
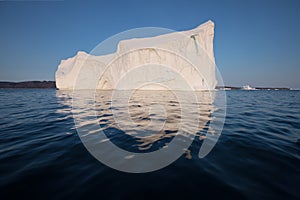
(0, 89, 299, 199)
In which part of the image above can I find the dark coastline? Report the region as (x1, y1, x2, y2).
(0, 81, 56, 89)
(216, 86, 291, 90)
(0, 81, 292, 90)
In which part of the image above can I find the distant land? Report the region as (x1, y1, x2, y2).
(0, 81, 293, 90)
(216, 86, 291, 90)
(0, 81, 56, 88)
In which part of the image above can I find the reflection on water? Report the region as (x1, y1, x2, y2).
(56, 89, 223, 162)
(97, 90, 215, 153)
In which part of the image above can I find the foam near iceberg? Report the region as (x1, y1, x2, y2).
(55, 20, 217, 90)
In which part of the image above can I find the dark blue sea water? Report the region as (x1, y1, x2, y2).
(0, 89, 299, 200)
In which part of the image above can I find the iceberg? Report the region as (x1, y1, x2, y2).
(55, 20, 217, 90)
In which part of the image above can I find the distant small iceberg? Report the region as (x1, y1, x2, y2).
(242, 85, 256, 90)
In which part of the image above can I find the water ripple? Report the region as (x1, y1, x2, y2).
(0, 89, 299, 199)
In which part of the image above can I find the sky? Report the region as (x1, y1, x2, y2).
(0, 0, 299, 88)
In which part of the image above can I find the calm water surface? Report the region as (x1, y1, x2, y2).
(0, 89, 299, 199)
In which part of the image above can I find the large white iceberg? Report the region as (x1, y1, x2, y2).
(55, 20, 217, 90)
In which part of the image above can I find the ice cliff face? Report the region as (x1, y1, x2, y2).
(55, 20, 217, 90)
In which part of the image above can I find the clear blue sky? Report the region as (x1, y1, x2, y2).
(0, 0, 299, 88)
